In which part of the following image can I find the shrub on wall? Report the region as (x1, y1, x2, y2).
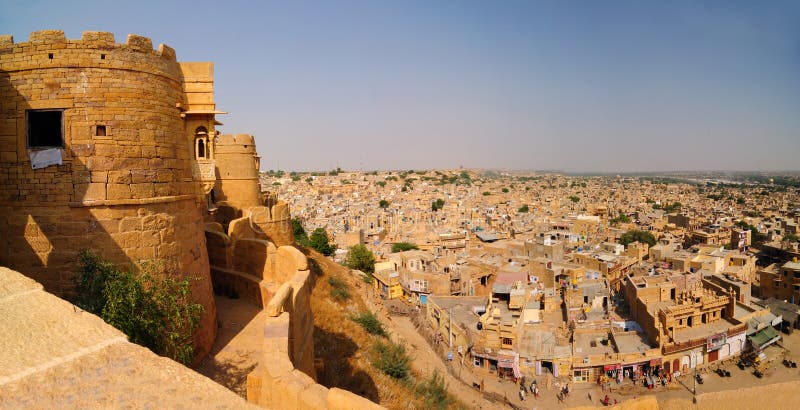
(74, 250, 204, 365)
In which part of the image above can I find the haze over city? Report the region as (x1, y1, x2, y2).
(3, 0, 799, 173)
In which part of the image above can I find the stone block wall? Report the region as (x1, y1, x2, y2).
(214, 134, 261, 210)
(205, 213, 300, 308)
(247, 271, 385, 410)
(0, 30, 216, 360)
(250, 203, 293, 246)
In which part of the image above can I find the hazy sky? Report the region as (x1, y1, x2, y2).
(2, 1, 799, 172)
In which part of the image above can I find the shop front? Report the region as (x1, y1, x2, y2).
(497, 351, 521, 381)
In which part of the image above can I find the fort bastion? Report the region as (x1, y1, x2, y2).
(1, 29, 384, 409)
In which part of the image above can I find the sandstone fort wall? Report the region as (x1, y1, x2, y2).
(0, 30, 216, 358)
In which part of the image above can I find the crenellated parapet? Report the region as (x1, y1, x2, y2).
(0, 31, 179, 78)
(0, 29, 218, 361)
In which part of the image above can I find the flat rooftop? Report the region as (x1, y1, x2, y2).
(613, 332, 655, 354)
(573, 331, 615, 356)
(672, 319, 738, 343)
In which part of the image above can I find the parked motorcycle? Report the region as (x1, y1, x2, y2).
(695, 374, 704, 384)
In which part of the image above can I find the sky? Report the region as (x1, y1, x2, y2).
(2, 1, 799, 173)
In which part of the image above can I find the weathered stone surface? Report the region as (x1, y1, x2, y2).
(0, 268, 254, 408)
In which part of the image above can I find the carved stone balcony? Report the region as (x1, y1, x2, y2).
(192, 159, 216, 194)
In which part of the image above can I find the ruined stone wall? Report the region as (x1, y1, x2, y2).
(250, 201, 294, 246)
(203, 214, 383, 409)
(247, 270, 385, 410)
(0, 31, 216, 359)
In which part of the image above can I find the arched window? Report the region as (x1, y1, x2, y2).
(195, 126, 209, 159)
(196, 138, 206, 158)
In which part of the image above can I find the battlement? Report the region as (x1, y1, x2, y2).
(0, 30, 177, 63)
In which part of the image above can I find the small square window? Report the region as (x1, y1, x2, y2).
(26, 110, 64, 148)
(96, 125, 106, 136)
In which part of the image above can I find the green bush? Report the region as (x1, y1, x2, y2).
(372, 339, 411, 380)
(610, 213, 631, 225)
(309, 228, 336, 256)
(328, 276, 350, 301)
(518, 204, 529, 213)
(415, 370, 452, 410)
(391, 242, 418, 253)
(75, 251, 203, 365)
(620, 230, 656, 247)
(351, 311, 386, 336)
(292, 218, 309, 246)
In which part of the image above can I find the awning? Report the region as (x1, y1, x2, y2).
(748, 325, 781, 350)
(649, 358, 662, 366)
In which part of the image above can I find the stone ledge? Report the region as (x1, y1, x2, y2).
(68, 194, 196, 207)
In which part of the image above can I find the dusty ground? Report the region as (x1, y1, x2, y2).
(195, 295, 263, 398)
(379, 308, 502, 409)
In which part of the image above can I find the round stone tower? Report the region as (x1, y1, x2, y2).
(0, 30, 216, 358)
(213, 134, 262, 209)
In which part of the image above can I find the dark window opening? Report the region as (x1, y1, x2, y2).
(27, 110, 64, 148)
(48, 53, 53, 59)
(195, 137, 207, 159)
(95, 125, 106, 136)
(100, 54, 106, 60)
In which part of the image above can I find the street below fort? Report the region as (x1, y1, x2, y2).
(370, 290, 800, 409)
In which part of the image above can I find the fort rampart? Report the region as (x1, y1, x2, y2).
(0, 30, 216, 358)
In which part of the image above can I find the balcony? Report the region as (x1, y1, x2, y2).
(192, 159, 216, 182)
(192, 159, 216, 195)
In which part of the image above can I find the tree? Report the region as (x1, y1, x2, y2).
(662, 201, 682, 213)
(568, 196, 580, 203)
(345, 245, 376, 273)
(610, 213, 632, 225)
(431, 198, 445, 212)
(501, 187, 509, 193)
(391, 242, 419, 253)
(482, 191, 491, 196)
(309, 228, 336, 256)
(620, 230, 656, 247)
(292, 218, 309, 246)
(378, 199, 390, 209)
(518, 204, 529, 213)
(784, 234, 800, 243)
